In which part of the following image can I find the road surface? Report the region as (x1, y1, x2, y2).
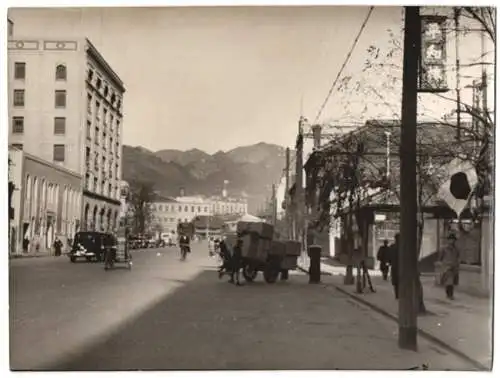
(9, 242, 474, 370)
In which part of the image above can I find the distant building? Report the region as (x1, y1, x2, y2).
(8, 145, 82, 256)
(8, 34, 125, 232)
(150, 195, 212, 237)
(149, 193, 248, 237)
(209, 196, 248, 216)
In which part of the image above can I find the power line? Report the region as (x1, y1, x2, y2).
(314, 6, 375, 123)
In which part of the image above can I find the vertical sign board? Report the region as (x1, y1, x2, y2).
(418, 15, 449, 93)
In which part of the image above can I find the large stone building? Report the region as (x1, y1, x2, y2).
(150, 194, 248, 237)
(8, 146, 82, 255)
(8, 31, 125, 232)
(150, 195, 212, 237)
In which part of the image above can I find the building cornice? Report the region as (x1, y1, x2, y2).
(19, 150, 82, 180)
(83, 189, 121, 206)
(85, 38, 126, 93)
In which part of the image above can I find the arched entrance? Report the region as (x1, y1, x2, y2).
(99, 208, 105, 231)
(92, 205, 98, 230)
(83, 203, 90, 231)
(107, 209, 112, 231)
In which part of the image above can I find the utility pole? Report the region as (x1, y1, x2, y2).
(399, 6, 420, 351)
(295, 117, 305, 250)
(454, 8, 462, 141)
(271, 184, 277, 226)
(285, 147, 291, 238)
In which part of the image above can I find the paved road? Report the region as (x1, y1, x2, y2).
(10, 242, 475, 371)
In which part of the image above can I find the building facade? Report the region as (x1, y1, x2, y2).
(9, 146, 82, 255)
(150, 195, 212, 236)
(8, 35, 125, 232)
(209, 196, 248, 216)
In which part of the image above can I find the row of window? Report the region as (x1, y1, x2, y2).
(11, 116, 67, 135)
(13, 89, 67, 108)
(87, 69, 122, 111)
(84, 173, 119, 199)
(13, 62, 67, 81)
(152, 204, 210, 213)
(10, 142, 65, 162)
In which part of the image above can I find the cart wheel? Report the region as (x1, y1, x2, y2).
(243, 265, 258, 282)
(263, 267, 279, 284)
(86, 256, 92, 262)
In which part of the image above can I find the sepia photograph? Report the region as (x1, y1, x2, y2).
(4, 0, 496, 373)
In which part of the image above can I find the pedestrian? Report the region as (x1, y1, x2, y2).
(208, 237, 215, 257)
(54, 237, 63, 257)
(439, 232, 460, 300)
(217, 239, 232, 278)
(377, 239, 391, 281)
(389, 233, 400, 299)
(22, 238, 29, 254)
(230, 238, 243, 286)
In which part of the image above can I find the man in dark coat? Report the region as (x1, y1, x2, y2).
(54, 237, 63, 257)
(230, 238, 243, 286)
(389, 233, 400, 299)
(377, 239, 391, 281)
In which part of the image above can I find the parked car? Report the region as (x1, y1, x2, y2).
(68, 231, 117, 263)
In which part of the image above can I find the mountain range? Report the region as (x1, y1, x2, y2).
(122, 142, 292, 213)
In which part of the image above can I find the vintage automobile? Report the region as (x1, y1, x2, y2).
(68, 231, 117, 263)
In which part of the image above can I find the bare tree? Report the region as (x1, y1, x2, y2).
(129, 180, 155, 235)
(310, 6, 494, 310)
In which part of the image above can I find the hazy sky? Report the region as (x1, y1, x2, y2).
(9, 6, 491, 153)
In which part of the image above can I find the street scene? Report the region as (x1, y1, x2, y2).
(6, 4, 494, 372)
(9, 243, 479, 371)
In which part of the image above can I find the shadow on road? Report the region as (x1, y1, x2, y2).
(42, 269, 309, 371)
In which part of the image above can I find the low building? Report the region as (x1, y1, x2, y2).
(8, 145, 82, 256)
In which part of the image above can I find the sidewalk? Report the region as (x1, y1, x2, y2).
(298, 259, 492, 370)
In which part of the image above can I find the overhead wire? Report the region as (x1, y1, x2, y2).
(313, 6, 375, 124)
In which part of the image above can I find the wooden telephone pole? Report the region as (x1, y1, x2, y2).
(399, 6, 420, 351)
(295, 117, 305, 249)
(285, 147, 291, 238)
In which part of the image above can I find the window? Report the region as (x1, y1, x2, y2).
(96, 78, 102, 90)
(191, 206, 195, 213)
(198, 206, 201, 213)
(178, 206, 182, 212)
(87, 120, 92, 139)
(117, 99, 121, 111)
(108, 183, 112, 196)
(103, 108, 108, 124)
(103, 85, 109, 98)
(159, 205, 163, 211)
(87, 69, 94, 82)
(87, 94, 92, 113)
(11, 143, 23, 150)
(85, 174, 90, 189)
(94, 177, 98, 192)
(55, 64, 67, 80)
(54, 117, 66, 135)
(204, 207, 208, 213)
(12, 117, 24, 134)
(14, 62, 26, 79)
(13, 89, 25, 106)
(111, 93, 116, 105)
(165, 205, 169, 212)
(53, 144, 65, 162)
(185, 206, 188, 212)
(55, 90, 66, 108)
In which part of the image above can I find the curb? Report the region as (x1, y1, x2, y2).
(331, 284, 488, 371)
(297, 265, 333, 276)
(9, 254, 55, 259)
